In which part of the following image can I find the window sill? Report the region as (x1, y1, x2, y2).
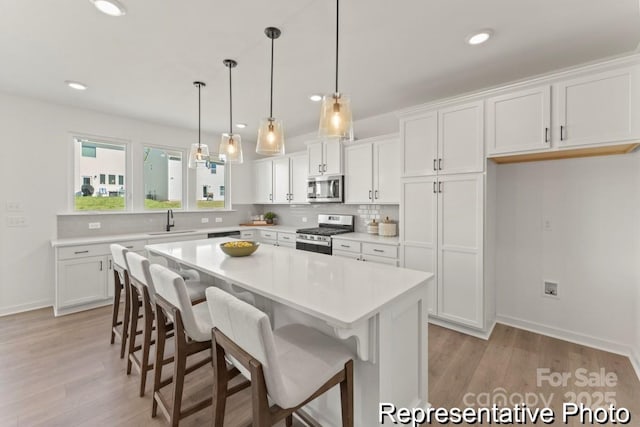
(57, 209, 238, 216)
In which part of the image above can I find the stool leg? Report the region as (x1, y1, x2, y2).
(110, 273, 121, 344)
(340, 360, 354, 427)
(120, 278, 131, 359)
(152, 307, 167, 418)
(127, 289, 140, 375)
(170, 331, 187, 427)
(211, 341, 228, 427)
(285, 415, 293, 426)
(139, 299, 154, 397)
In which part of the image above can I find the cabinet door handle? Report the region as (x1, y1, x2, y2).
(373, 249, 384, 253)
(99, 261, 103, 271)
(318, 164, 322, 173)
(433, 159, 437, 171)
(433, 181, 437, 194)
(125, 246, 134, 249)
(269, 193, 273, 201)
(438, 158, 443, 170)
(560, 125, 565, 141)
(545, 127, 550, 143)
(74, 250, 89, 255)
(438, 181, 443, 193)
(109, 259, 112, 270)
(368, 190, 373, 200)
(324, 164, 328, 172)
(340, 244, 350, 248)
(375, 190, 379, 199)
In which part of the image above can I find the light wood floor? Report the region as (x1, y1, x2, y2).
(1, 306, 638, 426)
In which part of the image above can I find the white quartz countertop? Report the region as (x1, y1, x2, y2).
(50, 225, 298, 248)
(146, 238, 431, 329)
(332, 232, 400, 246)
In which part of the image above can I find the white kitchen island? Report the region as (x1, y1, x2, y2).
(146, 237, 433, 427)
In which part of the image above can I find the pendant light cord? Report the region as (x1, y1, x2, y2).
(197, 83, 201, 148)
(228, 64, 233, 135)
(270, 36, 274, 119)
(335, 0, 339, 94)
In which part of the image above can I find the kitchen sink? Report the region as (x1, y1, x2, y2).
(147, 230, 196, 236)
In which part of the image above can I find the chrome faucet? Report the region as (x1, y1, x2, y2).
(166, 209, 175, 232)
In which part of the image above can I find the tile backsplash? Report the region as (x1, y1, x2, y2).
(254, 204, 399, 233)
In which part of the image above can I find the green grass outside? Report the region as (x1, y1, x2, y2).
(144, 199, 182, 209)
(75, 196, 125, 211)
(196, 200, 225, 209)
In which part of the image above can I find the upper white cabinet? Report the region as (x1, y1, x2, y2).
(556, 68, 639, 147)
(487, 86, 551, 155)
(344, 135, 399, 204)
(255, 153, 308, 204)
(253, 160, 273, 204)
(400, 101, 483, 177)
(307, 139, 342, 177)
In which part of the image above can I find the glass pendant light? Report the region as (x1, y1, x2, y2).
(188, 81, 210, 169)
(219, 59, 243, 163)
(256, 27, 285, 156)
(318, 0, 354, 141)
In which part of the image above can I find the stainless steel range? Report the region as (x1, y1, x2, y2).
(296, 214, 354, 255)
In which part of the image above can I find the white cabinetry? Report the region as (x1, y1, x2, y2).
(486, 86, 551, 155)
(400, 101, 483, 177)
(344, 135, 399, 204)
(556, 68, 639, 147)
(307, 140, 342, 177)
(254, 160, 273, 204)
(332, 238, 399, 266)
(401, 175, 484, 328)
(255, 153, 308, 204)
(277, 232, 296, 248)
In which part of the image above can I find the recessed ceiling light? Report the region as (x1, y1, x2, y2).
(90, 0, 126, 17)
(235, 123, 247, 129)
(309, 94, 322, 102)
(466, 29, 493, 46)
(65, 80, 88, 91)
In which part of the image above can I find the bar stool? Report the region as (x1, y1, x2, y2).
(149, 264, 248, 427)
(206, 287, 354, 427)
(109, 244, 132, 359)
(124, 252, 210, 397)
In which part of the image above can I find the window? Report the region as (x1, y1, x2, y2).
(81, 144, 96, 158)
(74, 137, 126, 211)
(143, 146, 183, 210)
(108, 174, 116, 185)
(118, 175, 124, 186)
(196, 158, 227, 209)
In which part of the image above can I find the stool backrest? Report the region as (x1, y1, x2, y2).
(205, 287, 285, 405)
(125, 252, 156, 302)
(109, 244, 129, 282)
(149, 264, 209, 341)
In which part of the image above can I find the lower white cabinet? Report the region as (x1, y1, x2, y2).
(240, 229, 256, 240)
(58, 256, 108, 308)
(277, 232, 296, 248)
(332, 239, 399, 266)
(401, 174, 486, 330)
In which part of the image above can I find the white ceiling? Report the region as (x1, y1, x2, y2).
(1, 0, 639, 142)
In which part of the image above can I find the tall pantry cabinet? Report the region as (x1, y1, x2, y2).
(399, 100, 496, 336)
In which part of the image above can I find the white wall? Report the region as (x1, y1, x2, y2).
(496, 153, 640, 355)
(0, 91, 254, 315)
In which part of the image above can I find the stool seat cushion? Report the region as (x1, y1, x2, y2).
(272, 324, 353, 409)
(184, 280, 210, 302)
(190, 302, 215, 342)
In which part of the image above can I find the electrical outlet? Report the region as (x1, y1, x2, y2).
(215, 217, 223, 223)
(302, 217, 308, 223)
(6, 201, 23, 212)
(544, 281, 558, 297)
(201, 218, 209, 224)
(88, 222, 101, 229)
(6, 216, 27, 227)
(543, 218, 552, 231)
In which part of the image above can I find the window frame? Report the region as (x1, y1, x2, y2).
(69, 133, 132, 212)
(194, 156, 230, 211)
(141, 143, 187, 211)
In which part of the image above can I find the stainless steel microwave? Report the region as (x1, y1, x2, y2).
(306, 175, 343, 203)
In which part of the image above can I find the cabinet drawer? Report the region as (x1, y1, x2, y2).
(362, 243, 398, 259)
(362, 254, 398, 266)
(332, 239, 361, 253)
(278, 241, 296, 249)
(277, 232, 296, 243)
(240, 230, 256, 239)
(58, 240, 147, 260)
(260, 230, 277, 241)
(332, 249, 360, 260)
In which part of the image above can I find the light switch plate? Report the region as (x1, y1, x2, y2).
(215, 217, 223, 223)
(6, 216, 27, 227)
(6, 201, 23, 212)
(201, 218, 209, 223)
(88, 222, 101, 229)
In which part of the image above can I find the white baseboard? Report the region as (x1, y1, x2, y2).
(428, 316, 495, 340)
(496, 314, 631, 357)
(632, 348, 640, 383)
(0, 299, 52, 317)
